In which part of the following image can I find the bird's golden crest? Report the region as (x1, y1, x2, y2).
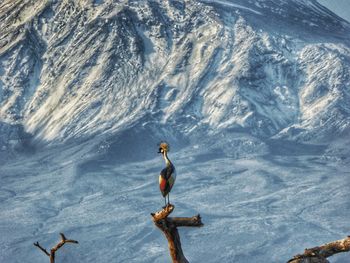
(159, 142, 170, 152)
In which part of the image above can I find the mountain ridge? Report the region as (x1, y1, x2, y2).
(0, 0, 349, 152)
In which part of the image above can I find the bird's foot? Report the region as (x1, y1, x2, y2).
(162, 203, 173, 209)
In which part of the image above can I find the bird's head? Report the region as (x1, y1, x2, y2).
(158, 142, 170, 154)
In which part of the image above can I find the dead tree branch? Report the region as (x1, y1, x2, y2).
(287, 236, 350, 263)
(33, 242, 50, 256)
(151, 204, 203, 263)
(34, 233, 78, 263)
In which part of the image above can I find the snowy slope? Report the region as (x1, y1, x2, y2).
(0, 0, 349, 146)
(0, 140, 349, 263)
(0, 1, 350, 263)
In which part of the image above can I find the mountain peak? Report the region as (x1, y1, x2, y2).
(0, 0, 349, 149)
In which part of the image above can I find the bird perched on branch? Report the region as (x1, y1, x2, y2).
(158, 142, 176, 207)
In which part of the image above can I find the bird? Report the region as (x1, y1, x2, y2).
(158, 142, 176, 207)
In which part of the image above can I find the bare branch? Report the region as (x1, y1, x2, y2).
(151, 204, 175, 221)
(60, 233, 66, 241)
(60, 233, 78, 244)
(288, 236, 350, 263)
(65, 239, 79, 244)
(33, 242, 50, 256)
(51, 233, 79, 253)
(34, 233, 78, 263)
(169, 214, 204, 227)
(152, 205, 203, 263)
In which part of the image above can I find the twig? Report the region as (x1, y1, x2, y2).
(33, 242, 50, 256)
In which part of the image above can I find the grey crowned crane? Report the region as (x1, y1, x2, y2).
(158, 142, 176, 207)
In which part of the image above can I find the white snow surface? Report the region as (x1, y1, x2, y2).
(0, 0, 350, 262)
(1, 141, 349, 263)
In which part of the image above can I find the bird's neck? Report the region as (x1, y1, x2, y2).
(162, 151, 172, 167)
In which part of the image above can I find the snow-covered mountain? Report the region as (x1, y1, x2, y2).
(1, 0, 349, 151)
(1, 1, 350, 263)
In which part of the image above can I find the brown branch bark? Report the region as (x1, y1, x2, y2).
(287, 236, 350, 263)
(34, 233, 78, 263)
(33, 242, 50, 256)
(168, 215, 203, 227)
(151, 204, 203, 263)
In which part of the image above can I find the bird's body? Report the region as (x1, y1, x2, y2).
(159, 162, 176, 197)
(158, 142, 176, 206)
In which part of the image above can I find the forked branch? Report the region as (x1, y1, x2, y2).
(34, 233, 78, 263)
(151, 204, 203, 263)
(288, 236, 350, 263)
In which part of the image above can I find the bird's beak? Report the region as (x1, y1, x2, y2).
(158, 148, 162, 153)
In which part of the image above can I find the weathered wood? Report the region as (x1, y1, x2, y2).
(151, 205, 203, 263)
(169, 215, 203, 227)
(287, 236, 350, 263)
(151, 204, 175, 221)
(34, 233, 78, 263)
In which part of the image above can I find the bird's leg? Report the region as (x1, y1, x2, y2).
(168, 193, 170, 205)
(164, 197, 167, 208)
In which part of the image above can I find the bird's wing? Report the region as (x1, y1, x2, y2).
(165, 165, 174, 179)
(159, 175, 167, 191)
(160, 167, 167, 178)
